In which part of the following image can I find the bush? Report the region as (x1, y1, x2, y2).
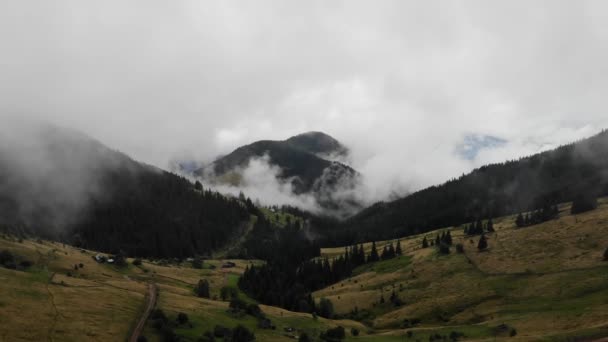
(132, 258, 142, 266)
(299, 332, 311, 342)
(192, 257, 203, 269)
(455, 243, 464, 253)
(177, 312, 189, 325)
(231, 325, 255, 342)
(199, 331, 216, 342)
(321, 326, 345, 341)
(350, 328, 359, 336)
(196, 279, 210, 298)
(220, 286, 238, 301)
(229, 298, 248, 313)
(214, 325, 230, 338)
(245, 304, 262, 318)
(318, 298, 334, 319)
(510, 328, 517, 337)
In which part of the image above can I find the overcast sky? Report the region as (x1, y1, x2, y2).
(2, 1, 608, 201)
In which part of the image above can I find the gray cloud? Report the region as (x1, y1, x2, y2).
(1, 1, 608, 206)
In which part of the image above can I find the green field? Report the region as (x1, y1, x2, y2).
(1, 199, 608, 341)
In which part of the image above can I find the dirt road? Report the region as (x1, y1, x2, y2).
(129, 283, 157, 342)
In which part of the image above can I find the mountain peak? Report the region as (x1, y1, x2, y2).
(285, 131, 348, 156)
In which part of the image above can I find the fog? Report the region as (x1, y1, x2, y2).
(1, 1, 608, 211)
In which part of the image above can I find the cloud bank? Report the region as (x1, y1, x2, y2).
(1, 1, 608, 208)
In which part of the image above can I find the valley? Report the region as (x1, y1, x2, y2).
(2, 198, 607, 341)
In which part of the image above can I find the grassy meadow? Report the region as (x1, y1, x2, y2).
(0, 198, 607, 341)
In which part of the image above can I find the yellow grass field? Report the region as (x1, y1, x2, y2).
(1, 198, 607, 341)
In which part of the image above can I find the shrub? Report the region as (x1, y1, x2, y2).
(510, 328, 517, 337)
(318, 298, 334, 319)
(477, 235, 488, 251)
(220, 286, 238, 301)
(214, 325, 230, 338)
(229, 298, 248, 313)
(299, 332, 311, 342)
(192, 257, 203, 269)
(455, 243, 464, 253)
(177, 312, 189, 325)
(196, 279, 210, 298)
(231, 325, 255, 342)
(132, 259, 142, 266)
(321, 326, 345, 341)
(245, 304, 262, 318)
(350, 328, 359, 336)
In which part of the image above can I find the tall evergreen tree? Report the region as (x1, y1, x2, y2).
(486, 218, 494, 232)
(515, 213, 525, 227)
(422, 237, 429, 248)
(477, 235, 488, 251)
(368, 242, 380, 262)
(395, 240, 403, 255)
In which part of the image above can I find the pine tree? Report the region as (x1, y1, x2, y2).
(395, 240, 403, 255)
(515, 213, 524, 227)
(387, 243, 395, 258)
(603, 247, 608, 261)
(445, 231, 452, 245)
(381, 245, 389, 260)
(422, 237, 429, 248)
(368, 242, 380, 262)
(195, 279, 210, 298)
(486, 218, 494, 232)
(477, 235, 488, 251)
(435, 235, 441, 246)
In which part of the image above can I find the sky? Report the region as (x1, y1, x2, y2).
(1, 1, 608, 205)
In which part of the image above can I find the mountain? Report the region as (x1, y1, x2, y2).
(192, 132, 362, 216)
(324, 129, 608, 245)
(0, 123, 253, 258)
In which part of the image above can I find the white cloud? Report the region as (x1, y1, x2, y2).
(1, 1, 607, 207)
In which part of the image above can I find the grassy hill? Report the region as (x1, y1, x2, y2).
(0, 236, 363, 342)
(314, 198, 608, 340)
(1, 199, 607, 341)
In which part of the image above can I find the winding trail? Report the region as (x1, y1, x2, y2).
(129, 283, 157, 342)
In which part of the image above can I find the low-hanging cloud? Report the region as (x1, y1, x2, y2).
(0, 119, 136, 234)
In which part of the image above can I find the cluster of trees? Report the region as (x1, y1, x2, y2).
(199, 324, 255, 342)
(147, 309, 193, 342)
(70, 171, 255, 258)
(239, 239, 404, 315)
(515, 205, 559, 228)
(571, 194, 598, 214)
(422, 231, 452, 254)
(0, 249, 32, 270)
(464, 218, 494, 235)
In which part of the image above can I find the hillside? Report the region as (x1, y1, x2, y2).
(0, 236, 365, 342)
(332, 129, 608, 245)
(1, 198, 607, 341)
(313, 198, 608, 340)
(0, 124, 253, 258)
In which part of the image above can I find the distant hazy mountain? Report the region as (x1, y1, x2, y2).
(0, 123, 252, 257)
(325, 129, 608, 245)
(189, 132, 362, 216)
